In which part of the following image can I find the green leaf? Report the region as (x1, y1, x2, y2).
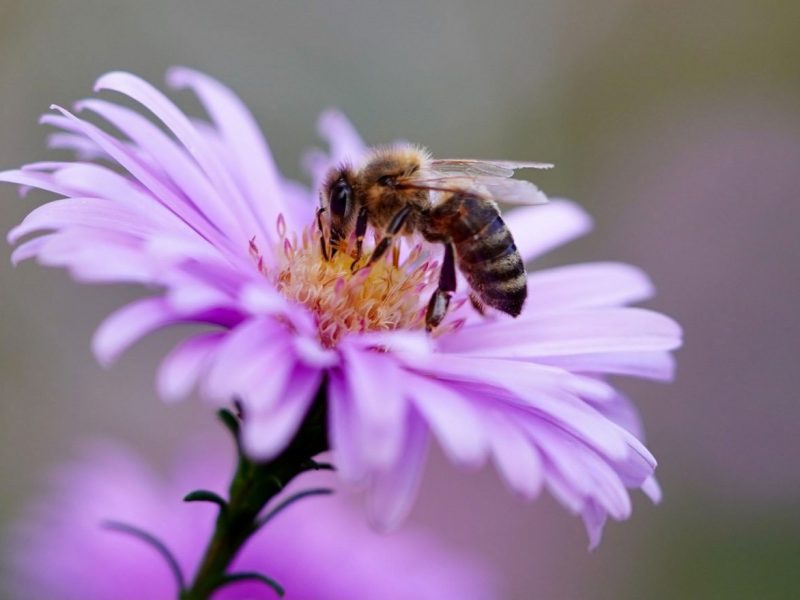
(256, 487, 334, 530)
(103, 520, 185, 593)
(302, 459, 335, 471)
(217, 408, 240, 437)
(183, 489, 228, 512)
(213, 572, 285, 597)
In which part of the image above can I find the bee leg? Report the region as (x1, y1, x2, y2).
(316, 207, 330, 261)
(469, 292, 486, 315)
(426, 242, 457, 331)
(349, 207, 369, 270)
(362, 205, 412, 269)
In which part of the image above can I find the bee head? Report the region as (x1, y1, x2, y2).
(321, 166, 358, 254)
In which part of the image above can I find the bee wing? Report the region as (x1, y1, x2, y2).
(404, 175, 549, 205)
(429, 158, 554, 178)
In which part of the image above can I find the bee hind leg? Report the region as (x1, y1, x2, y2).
(426, 242, 457, 332)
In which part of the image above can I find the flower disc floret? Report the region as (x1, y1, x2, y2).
(255, 219, 438, 347)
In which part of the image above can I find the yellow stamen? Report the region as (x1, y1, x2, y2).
(257, 217, 437, 347)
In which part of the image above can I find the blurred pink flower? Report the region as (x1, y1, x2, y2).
(4, 441, 496, 599)
(1, 69, 681, 545)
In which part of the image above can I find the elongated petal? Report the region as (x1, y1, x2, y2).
(535, 351, 676, 382)
(48, 106, 239, 258)
(526, 262, 655, 313)
(157, 333, 224, 402)
(402, 353, 629, 461)
(505, 199, 592, 262)
(47, 131, 107, 160)
(167, 67, 295, 240)
(530, 420, 632, 520)
(328, 370, 368, 484)
(8, 197, 162, 243)
(77, 98, 246, 241)
(581, 500, 608, 551)
(94, 72, 272, 252)
(407, 374, 488, 468)
(488, 414, 544, 499)
(92, 298, 179, 367)
(202, 317, 289, 401)
(0, 168, 75, 197)
(341, 344, 407, 469)
(441, 308, 683, 357)
(241, 366, 322, 460)
(318, 109, 368, 165)
(367, 410, 429, 531)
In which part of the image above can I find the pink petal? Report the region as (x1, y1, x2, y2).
(348, 330, 434, 356)
(535, 351, 676, 382)
(292, 335, 339, 368)
(505, 199, 592, 263)
(441, 308, 683, 357)
(40, 236, 156, 283)
(241, 366, 322, 460)
(341, 344, 407, 470)
(488, 414, 544, 499)
(93, 72, 265, 251)
(47, 107, 237, 258)
(41, 113, 163, 174)
(46, 162, 188, 229)
(531, 421, 632, 520)
(0, 168, 75, 197)
(167, 67, 297, 241)
(76, 99, 246, 241)
(202, 317, 289, 401)
(278, 178, 316, 229)
(10, 235, 50, 265)
(157, 332, 224, 402)
(526, 262, 654, 313)
(581, 500, 608, 551)
(317, 109, 368, 165)
(47, 132, 107, 161)
(367, 410, 429, 531)
(406, 374, 488, 469)
(328, 370, 368, 484)
(92, 298, 179, 367)
(591, 392, 645, 438)
(402, 353, 629, 460)
(642, 476, 662, 504)
(8, 197, 160, 244)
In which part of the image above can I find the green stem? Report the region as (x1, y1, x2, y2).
(181, 387, 329, 600)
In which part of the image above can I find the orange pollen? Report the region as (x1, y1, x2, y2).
(252, 215, 439, 348)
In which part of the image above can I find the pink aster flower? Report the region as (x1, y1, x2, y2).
(2, 68, 681, 546)
(4, 440, 496, 599)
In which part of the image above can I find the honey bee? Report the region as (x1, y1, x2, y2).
(318, 145, 552, 331)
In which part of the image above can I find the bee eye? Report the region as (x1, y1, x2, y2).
(377, 175, 394, 187)
(330, 180, 352, 218)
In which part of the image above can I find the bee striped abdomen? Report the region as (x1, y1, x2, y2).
(426, 194, 527, 317)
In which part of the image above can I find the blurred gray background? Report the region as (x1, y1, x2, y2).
(2, 1, 799, 598)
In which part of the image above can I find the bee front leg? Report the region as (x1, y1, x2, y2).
(349, 207, 369, 270)
(426, 242, 457, 331)
(360, 205, 412, 270)
(316, 207, 330, 261)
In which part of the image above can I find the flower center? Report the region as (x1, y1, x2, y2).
(254, 216, 439, 347)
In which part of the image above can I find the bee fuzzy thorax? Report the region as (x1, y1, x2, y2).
(362, 144, 431, 175)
